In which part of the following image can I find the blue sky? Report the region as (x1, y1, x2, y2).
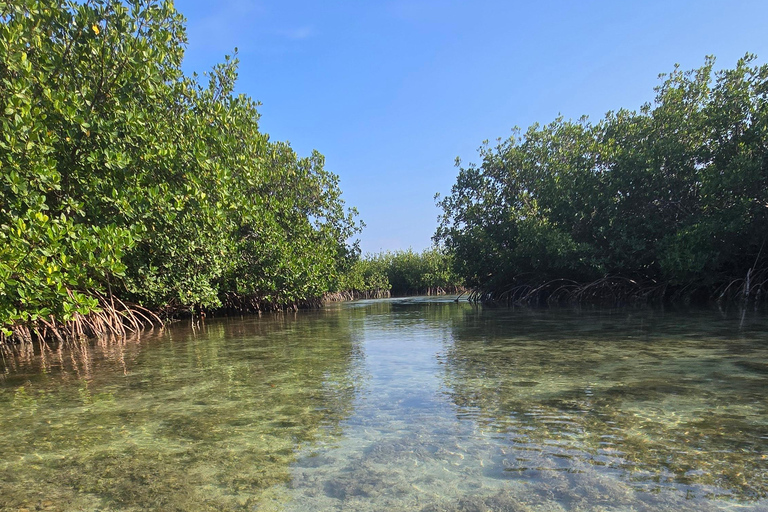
(174, 0, 768, 254)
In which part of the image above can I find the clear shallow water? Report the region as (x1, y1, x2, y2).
(1, 299, 767, 511)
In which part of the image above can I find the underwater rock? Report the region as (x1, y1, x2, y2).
(734, 360, 768, 375)
(323, 466, 392, 500)
(419, 491, 529, 512)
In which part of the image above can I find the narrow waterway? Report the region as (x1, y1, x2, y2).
(1, 298, 766, 511)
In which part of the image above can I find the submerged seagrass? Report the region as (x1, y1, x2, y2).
(0, 298, 766, 511)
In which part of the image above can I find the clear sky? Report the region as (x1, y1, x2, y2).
(173, 0, 768, 255)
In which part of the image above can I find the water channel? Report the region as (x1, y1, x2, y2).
(1, 297, 766, 511)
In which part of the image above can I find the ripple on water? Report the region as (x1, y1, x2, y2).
(0, 302, 767, 511)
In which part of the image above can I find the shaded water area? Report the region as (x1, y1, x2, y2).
(1, 298, 767, 511)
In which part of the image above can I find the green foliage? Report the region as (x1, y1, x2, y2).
(335, 254, 391, 297)
(0, 0, 360, 334)
(338, 248, 462, 297)
(436, 55, 768, 300)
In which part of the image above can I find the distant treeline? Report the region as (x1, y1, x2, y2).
(1, 0, 360, 341)
(331, 248, 463, 299)
(436, 55, 768, 304)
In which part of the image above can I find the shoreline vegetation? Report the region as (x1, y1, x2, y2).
(328, 248, 464, 301)
(1, 2, 766, 346)
(436, 54, 768, 307)
(0, 1, 460, 345)
(1, 0, 364, 344)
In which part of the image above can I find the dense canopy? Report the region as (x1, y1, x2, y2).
(0, 0, 360, 339)
(335, 248, 462, 299)
(436, 56, 768, 303)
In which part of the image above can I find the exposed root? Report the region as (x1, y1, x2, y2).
(461, 269, 768, 306)
(715, 267, 768, 303)
(0, 292, 163, 346)
(324, 286, 464, 302)
(216, 292, 327, 315)
(324, 290, 391, 301)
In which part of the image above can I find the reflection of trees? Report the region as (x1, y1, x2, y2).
(343, 296, 470, 332)
(441, 307, 768, 500)
(0, 309, 364, 511)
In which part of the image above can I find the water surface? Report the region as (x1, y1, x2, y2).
(1, 298, 766, 511)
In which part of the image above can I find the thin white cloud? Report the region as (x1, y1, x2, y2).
(185, 1, 263, 53)
(228, 0, 261, 15)
(182, 1, 315, 61)
(277, 26, 314, 40)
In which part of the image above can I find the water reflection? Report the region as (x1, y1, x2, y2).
(441, 306, 768, 502)
(1, 301, 767, 511)
(0, 310, 364, 511)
